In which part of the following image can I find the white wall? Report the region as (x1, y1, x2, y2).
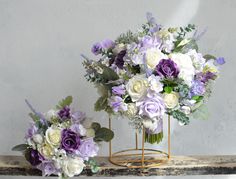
(0, 0, 235, 178)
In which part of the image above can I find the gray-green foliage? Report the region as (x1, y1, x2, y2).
(115, 30, 139, 44)
(171, 110, 190, 125)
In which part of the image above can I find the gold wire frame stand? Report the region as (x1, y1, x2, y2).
(108, 115, 171, 168)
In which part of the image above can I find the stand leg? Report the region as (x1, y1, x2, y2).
(109, 116, 112, 158)
(141, 127, 145, 166)
(135, 130, 138, 150)
(168, 114, 171, 159)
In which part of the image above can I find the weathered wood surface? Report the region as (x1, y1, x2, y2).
(0, 155, 236, 176)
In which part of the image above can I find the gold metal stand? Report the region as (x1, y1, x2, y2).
(108, 115, 171, 168)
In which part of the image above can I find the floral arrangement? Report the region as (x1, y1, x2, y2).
(12, 96, 114, 178)
(82, 13, 225, 144)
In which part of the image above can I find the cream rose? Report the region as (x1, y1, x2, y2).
(62, 157, 85, 177)
(163, 92, 179, 109)
(145, 48, 167, 69)
(126, 75, 148, 102)
(169, 53, 195, 86)
(45, 126, 61, 146)
(40, 142, 54, 158)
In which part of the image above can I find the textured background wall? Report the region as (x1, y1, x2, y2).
(0, 0, 235, 179)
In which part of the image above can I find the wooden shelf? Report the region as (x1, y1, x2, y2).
(0, 155, 236, 176)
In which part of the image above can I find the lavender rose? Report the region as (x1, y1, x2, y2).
(136, 95, 165, 118)
(28, 148, 43, 166)
(79, 138, 99, 161)
(91, 42, 102, 55)
(61, 129, 81, 153)
(156, 59, 179, 78)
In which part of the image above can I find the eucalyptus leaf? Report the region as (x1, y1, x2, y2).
(91, 122, 101, 132)
(94, 127, 114, 142)
(94, 96, 107, 111)
(12, 144, 29, 152)
(172, 110, 190, 125)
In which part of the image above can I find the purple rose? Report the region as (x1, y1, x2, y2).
(28, 149, 43, 166)
(136, 95, 165, 118)
(78, 138, 99, 161)
(61, 129, 81, 153)
(156, 59, 179, 78)
(101, 39, 115, 49)
(189, 80, 206, 97)
(91, 42, 102, 55)
(58, 106, 71, 120)
(112, 85, 126, 96)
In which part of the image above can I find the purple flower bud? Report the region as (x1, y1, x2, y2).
(91, 42, 102, 55)
(214, 57, 225, 65)
(58, 106, 71, 120)
(156, 59, 179, 78)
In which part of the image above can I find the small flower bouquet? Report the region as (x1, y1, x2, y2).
(12, 96, 114, 178)
(82, 13, 225, 144)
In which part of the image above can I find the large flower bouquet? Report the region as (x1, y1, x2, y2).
(12, 96, 114, 178)
(82, 13, 225, 144)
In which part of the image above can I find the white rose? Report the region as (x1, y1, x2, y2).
(32, 134, 43, 144)
(148, 75, 163, 93)
(40, 142, 54, 158)
(126, 75, 148, 102)
(126, 103, 138, 117)
(187, 49, 206, 73)
(45, 126, 61, 146)
(169, 53, 195, 86)
(163, 92, 179, 109)
(45, 109, 58, 122)
(145, 48, 167, 69)
(62, 157, 85, 177)
(181, 106, 191, 115)
(85, 128, 95, 138)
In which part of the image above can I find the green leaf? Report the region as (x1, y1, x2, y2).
(56, 96, 73, 109)
(94, 127, 114, 142)
(203, 54, 216, 60)
(164, 86, 173, 93)
(91, 122, 101, 132)
(191, 104, 209, 120)
(94, 96, 108, 111)
(172, 110, 190, 125)
(99, 64, 119, 82)
(181, 39, 198, 52)
(12, 144, 29, 152)
(192, 95, 203, 102)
